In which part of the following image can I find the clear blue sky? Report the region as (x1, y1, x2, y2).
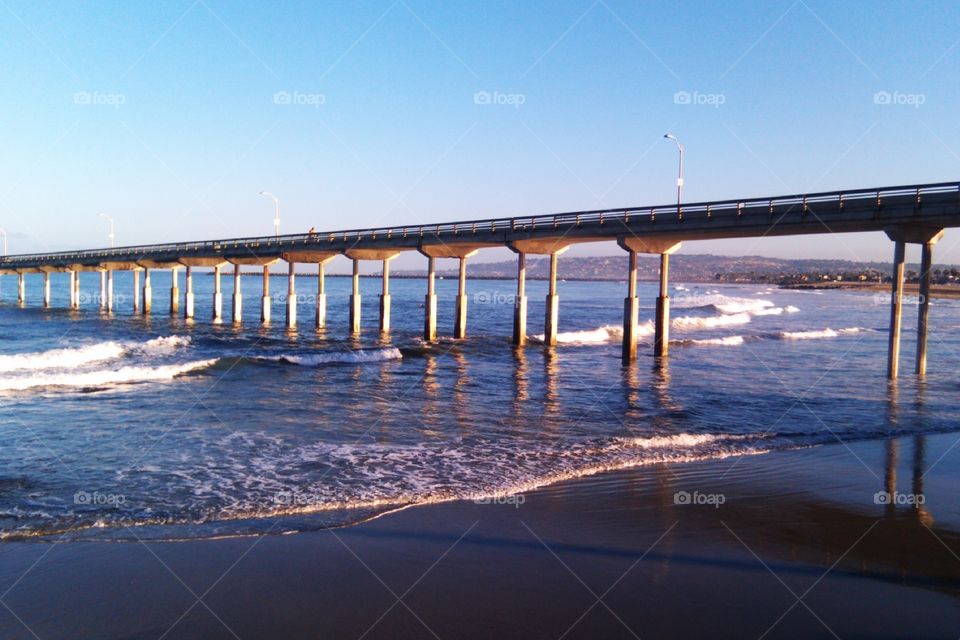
(2, 0, 959, 270)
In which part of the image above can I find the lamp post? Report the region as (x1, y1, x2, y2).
(259, 191, 280, 238)
(663, 133, 683, 218)
(98, 213, 115, 248)
(0, 228, 6, 256)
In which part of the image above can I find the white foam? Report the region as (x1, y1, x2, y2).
(135, 336, 191, 355)
(271, 348, 402, 366)
(779, 327, 864, 340)
(0, 359, 217, 392)
(751, 307, 784, 316)
(785, 306, 800, 313)
(673, 312, 751, 330)
(716, 299, 774, 314)
(0, 342, 126, 373)
(674, 336, 745, 347)
(532, 321, 653, 345)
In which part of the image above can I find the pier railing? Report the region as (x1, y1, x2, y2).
(2, 181, 958, 264)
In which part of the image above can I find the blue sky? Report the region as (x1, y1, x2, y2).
(1, 0, 959, 270)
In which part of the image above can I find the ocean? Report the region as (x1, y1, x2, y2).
(0, 271, 957, 541)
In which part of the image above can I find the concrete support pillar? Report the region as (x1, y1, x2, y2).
(887, 240, 906, 379)
(232, 264, 242, 324)
(424, 257, 437, 341)
(184, 266, 195, 319)
(42, 272, 50, 308)
(106, 270, 114, 311)
(316, 262, 327, 330)
(170, 268, 179, 316)
(142, 268, 152, 314)
(622, 250, 640, 364)
(99, 271, 106, 309)
(212, 265, 223, 322)
(916, 241, 934, 376)
(69, 271, 78, 308)
(513, 253, 527, 347)
(350, 259, 361, 334)
(654, 253, 671, 358)
(544, 252, 559, 346)
(285, 262, 297, 329)
(454, 256, 468, 339)
(17, 273, 24, 306)
(379, 259, 391, 333)
(261, 264, 271, 324)
(133, 270, 140, 313)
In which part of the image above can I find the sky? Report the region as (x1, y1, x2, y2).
(1, 0, 959, 271)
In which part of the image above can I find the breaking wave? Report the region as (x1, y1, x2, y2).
(0, 336, 190, 373)
(0, 359, 216, 392)
(263, 348, 403, 366)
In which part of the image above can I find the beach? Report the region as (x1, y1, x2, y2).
(1, 432, 958, 639)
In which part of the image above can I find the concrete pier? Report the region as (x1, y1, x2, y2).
(350, 259, 361, 334)
(99, 271, 106, 309)
(142, 268, 152, 314)
(316, 262, 327, 330)
(69, 271, 78, 308)
(212, 265, 223, 322)
(106, 270, 113, 311)
(655, 253, 670, 358)
(184, 266, 194, 319)
(17, 273, 24, 305)
(424, 257, 437, 341)
(621, 249, 639, 364)
(379, 259, 390, 333)
(42, 272, 50, 308)
(261, 265, 271, 324)
(285, 261, 296, 329)
(454, 256, 468, 339)
(512, 253, 527, 347)
(916, 241, 934, 376)
(170, 267, 179, 316)
(133, 270, 140, 313)
(232, 264, 242, 324)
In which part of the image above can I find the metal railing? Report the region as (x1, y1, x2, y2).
(1, 181, 957, 265)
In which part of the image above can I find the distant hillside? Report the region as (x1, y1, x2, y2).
(393, 254, 960, 283)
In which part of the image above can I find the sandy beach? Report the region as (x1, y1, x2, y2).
(1, 432, 958, 639)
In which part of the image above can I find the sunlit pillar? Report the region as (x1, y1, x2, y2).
(212, 265, 223, 322)
(379, 259, 391, 333)
(184, 266, 195, 319)
(142, 268, 152, 314)
(544, 252, 559, 346)
(261, 264, 271, 324)
(99, 271, 106, 309)
(170, 267, 179, 316)
(424, 257, 437, 341)
(512, 253, 527, 346)
(42, 272, 50, 308)
(887, 240, 906, 379)
(285, 261, 297, 329)
(350, 259, 361, 334)
(232, 264, 242, 324)
(454, 256, 467, 339)
(316, 261, 327, 330)
(17, 272, 24, 306)
(106, 270, 113, 311)
(654, 253, 671, 358)
(133, 270, 140, 313)
(622, 249, 639, 364)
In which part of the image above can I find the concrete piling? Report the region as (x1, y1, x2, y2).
(133, 270, 140, 313)
(184, 266, 195, 319)
(316, 262, 326, 330)
(286, 261, 297, 329)
(887, 240, 906, 379)
(379, 259, 391, 333)
(106, 270, 113, 311)
(423, 257, 437, 341)
(622, 249, 639, 364)
(232, 264, 242, 324)
(42, 272, 50, 308)
(916, 241, 933, 376)
(454, 256, 468, 339)
(654, 253, 671, 358)
(212, 265, 222, 322)
(261, 264, 271, 324)
(513, 253, 527, 347)
(170, 267, 179, 316)
(99, 271, 106, 309)
(544, 252, 560, 346)
(350, 259, 361, 334)
(142, 268, 152, 314)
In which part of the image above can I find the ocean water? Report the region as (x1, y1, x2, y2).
(0, 270, 958, 541)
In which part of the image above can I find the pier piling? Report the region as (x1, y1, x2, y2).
(513, 253, 527, 346)
(17, 273, 24, 306)
(316, 262, 326, 330)
(261, 264, 270, 324)
(42, 272, 50, 308)
(916, 241, 933, 376)
(350, 259, 361, 334)
(622, 249, 639, 364)
(285, 262, 297, 329)
(106, 270, 113, 311)
(544, 252, 560, 346)
(170, 268, 179, 316)
(184, 266, 194, 319)
(99, 271, 106, 309)
(142, 268, 152, 315)
(212, 265, 222, 322)
(133, 270, 140, 313)
(655, 253, 671, 358)
(887, 240, 906, 379)
(424, 257, 437, 341)
(454, 256, 468, 339)
(379, 259, 390, 333)
(232, 264, 242, 324)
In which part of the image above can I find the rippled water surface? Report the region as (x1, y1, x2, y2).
(0, 271, 958, 540)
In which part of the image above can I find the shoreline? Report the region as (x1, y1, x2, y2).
(2, 432, 958, 638)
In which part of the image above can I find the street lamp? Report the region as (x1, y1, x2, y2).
(663, 133, 683, 216)
(98, 213, 115, 248)
(259, 191, 280, 238)
(0, 228, 7, 256)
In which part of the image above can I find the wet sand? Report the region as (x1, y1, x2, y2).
(1, 433, 959, 639)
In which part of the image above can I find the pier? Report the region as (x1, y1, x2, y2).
(2, 181, 959, 378)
